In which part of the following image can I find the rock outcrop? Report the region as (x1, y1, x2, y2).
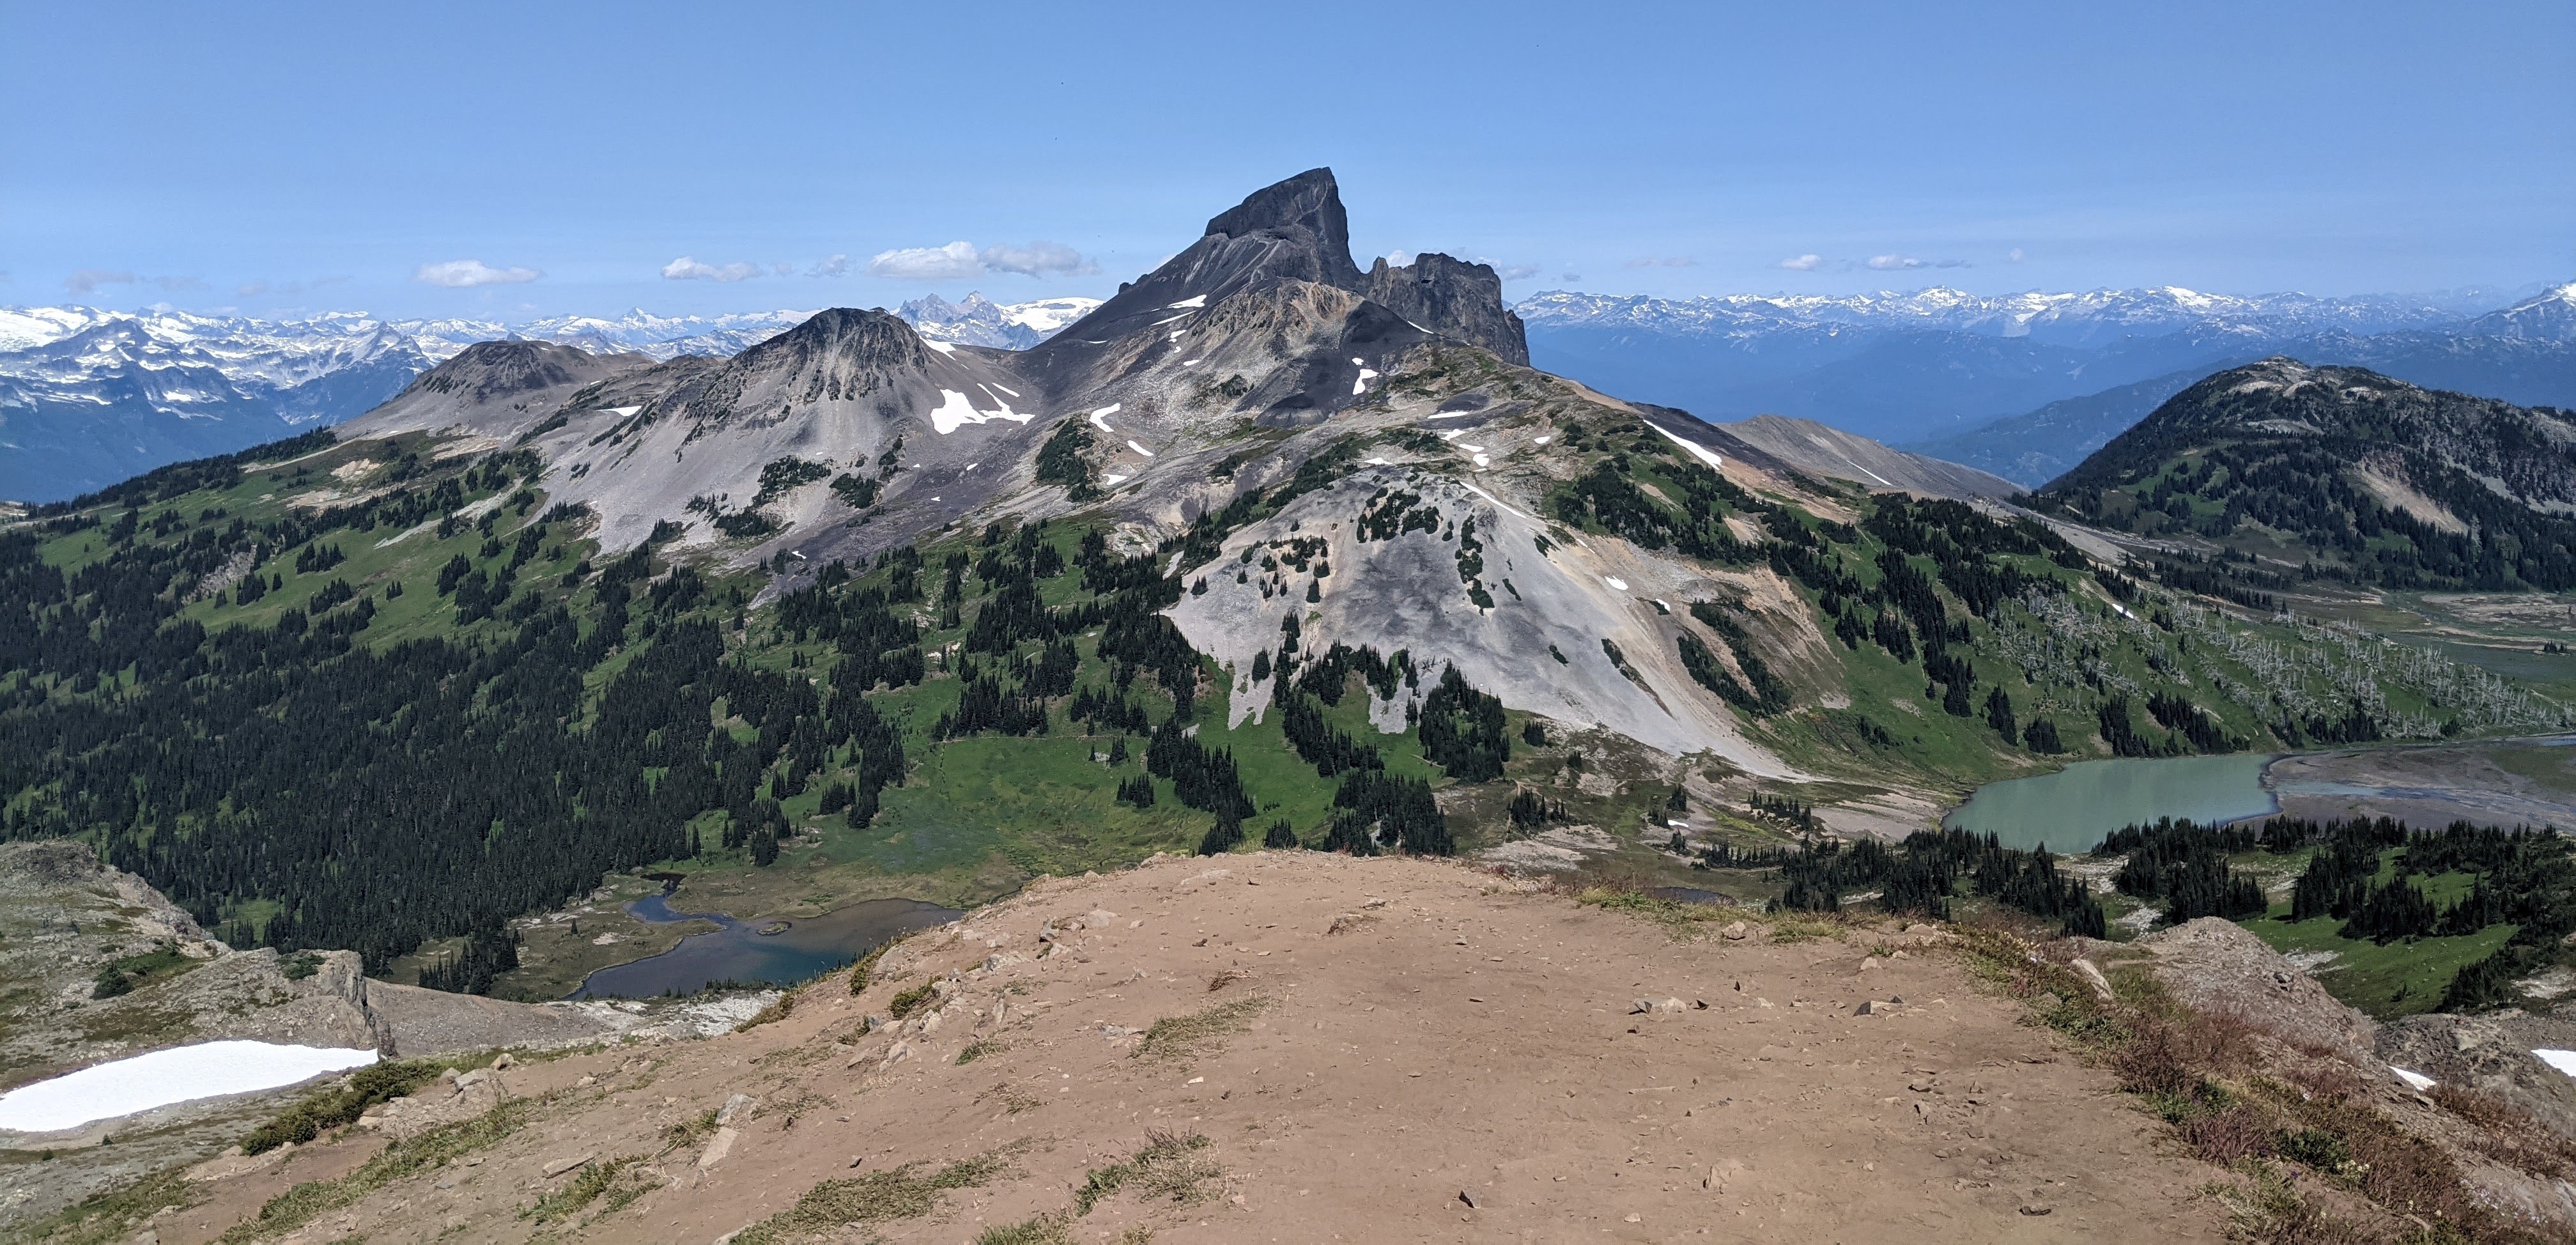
(2138, 916, 2378, 1062)
(1362, 251, 1530, 366)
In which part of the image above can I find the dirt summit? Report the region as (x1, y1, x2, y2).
(143, 852, 2227, 1244)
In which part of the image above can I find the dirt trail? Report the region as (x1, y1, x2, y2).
(167, 853, 2226, 1243)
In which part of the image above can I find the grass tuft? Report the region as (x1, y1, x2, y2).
(216, 1095, 544, 1243)
(1131, 996, 1268, 1063)
(732, 1150, 1012, 1245)
(976, 1212, 1074, 1244)
(523, 1155, 652, 1225)
(1072, 1131, 1219, 1216)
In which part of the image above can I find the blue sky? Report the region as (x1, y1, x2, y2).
(3, 0, 2569, 321)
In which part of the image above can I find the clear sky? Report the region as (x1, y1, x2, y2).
(3, 0, 2569, 321)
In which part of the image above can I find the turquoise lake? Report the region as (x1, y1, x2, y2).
(1942, 753, 2278, 853)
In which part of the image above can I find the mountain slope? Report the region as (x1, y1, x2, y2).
(2037, 358, 2576, 590)
(1899, 366, 2228, 488)
(1720, 414, 2023, 499)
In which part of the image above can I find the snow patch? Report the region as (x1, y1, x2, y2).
(1088, 404, 1120, 432)
(0, 1040, 378, 1133)
(601, 405, 642, 417)
(1126, 439, 1156, 458)
(922, 339, 958, 356)
(1102, 473, 1130, 486)
(2534, 1049, 2576, 1078)
(929, 389, 1035, 435)
(1647, 422, 1724, 470)
(1459, 481, 1531, 521)
(1534, 435, 1553, 444)
(1182, 358, 1202, 367)
(1603, 576, 1630, 591)
(1352, 366, 1379, 396)
(1167, 295, 1207, 309)
(2391, 1067, 2437, 1092)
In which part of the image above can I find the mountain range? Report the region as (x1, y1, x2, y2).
(1522, 282, 2576, 486)
(0, 297, 1097, 501)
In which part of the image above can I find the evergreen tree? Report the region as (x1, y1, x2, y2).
(1984, 685, 2018, 745)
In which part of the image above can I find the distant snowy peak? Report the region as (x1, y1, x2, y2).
(895, 292, 1104, 349)
(1515, 286, 2469, 344)
(2469, 281, 2576, 342)
(507, 309, 817, 363)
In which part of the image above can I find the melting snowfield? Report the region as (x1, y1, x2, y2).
(0, 1040, 378, 1133)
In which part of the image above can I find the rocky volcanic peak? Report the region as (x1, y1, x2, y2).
(1037, 169, 1522, 366)
(675, 307, 937, 431)
(1362, 251, 1529, 365)
(338, 339, 652, 441)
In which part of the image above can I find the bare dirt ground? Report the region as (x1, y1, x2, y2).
(151, 852, 2232, 1244)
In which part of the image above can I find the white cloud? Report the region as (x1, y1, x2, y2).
(771, 261, 794, 277)
(415, 259, 541, 287)
(866, 239, 1097, 280)
(65, 268, 137, 295)
(2009, 247, 2026, 262)
(1867, 254, 1923, 271)
(1496, 263, 1541, 281)
(809, 254, 852, 278)
(976, 240, 1097, 277)
(1777, 254, 1823, 271)
(1382, 249, 1417, 267)
(151, 275, 205, 292)
(1625, 256, 1695, 268)
(661, 256, 762, 282)
(868, 241, 983, 281)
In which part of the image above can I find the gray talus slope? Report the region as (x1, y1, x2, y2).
(536, 307, 1052, 552)
(1168, 469, 1800, 771)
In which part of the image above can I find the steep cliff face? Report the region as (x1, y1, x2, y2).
(1363, 251, 1530, 366)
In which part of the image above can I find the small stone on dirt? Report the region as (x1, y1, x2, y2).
(542, 1152, 596, 1178)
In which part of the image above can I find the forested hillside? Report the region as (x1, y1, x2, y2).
(2038, 358, 2576, 592)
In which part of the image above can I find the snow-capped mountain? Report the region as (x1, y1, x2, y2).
(1516, 286, 2464, 346)
(0, 309, 437, 501)
(507, 309, 817, 362)
(2468, 281, 2576, 341)
(894, 292, 1104, 349)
